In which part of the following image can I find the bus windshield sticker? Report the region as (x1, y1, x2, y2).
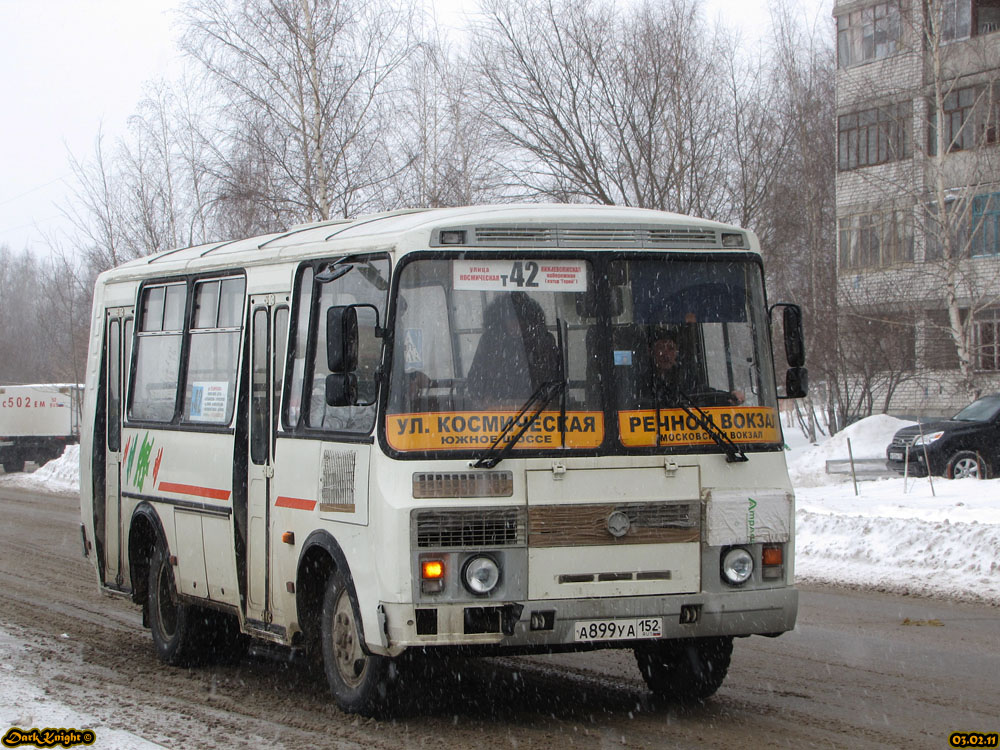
(453, 260, 587, 292)
(618, 407, 780, 448)
(387, 410, 604, 451)
(403, 328, 424, 370)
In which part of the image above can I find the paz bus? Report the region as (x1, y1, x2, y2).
(80, 204, 807, 715)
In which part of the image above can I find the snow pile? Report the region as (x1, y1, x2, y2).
(0, 444, 81, 494)
(796, 483, 1000, 603)
(785, 414, 913, 487)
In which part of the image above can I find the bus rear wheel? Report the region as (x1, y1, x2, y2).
(635, 636, 733, 701)
(320, 570, 390, 716)
(147, 545, 201, 666)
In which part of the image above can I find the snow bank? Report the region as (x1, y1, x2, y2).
(0, 444, 80, 494)
(797, 502, 1000, 603)
(785, 414, 914, 487)
(787, 414, 1000, 603)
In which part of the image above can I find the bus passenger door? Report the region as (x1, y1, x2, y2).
(246, 299, 288, 624)
(102, 309, 132, 589)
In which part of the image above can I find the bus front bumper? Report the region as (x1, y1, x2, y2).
(378, 586, 798, 654)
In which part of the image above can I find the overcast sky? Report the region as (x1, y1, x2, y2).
(0, 0, 831, 259)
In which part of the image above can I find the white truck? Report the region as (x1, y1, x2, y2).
(0, 384, 81, 473)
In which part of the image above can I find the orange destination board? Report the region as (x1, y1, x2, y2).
(618, 406, 781, 448)
(387, 411, 604, 452)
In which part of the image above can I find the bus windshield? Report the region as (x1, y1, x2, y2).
(385, 255, 779, 455)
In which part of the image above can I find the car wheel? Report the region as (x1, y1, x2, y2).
(320, 569, 391, 716)
(635, 636, 733, 701)
(946, 451, 987, 480)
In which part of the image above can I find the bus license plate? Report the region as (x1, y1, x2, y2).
(573, 618, 663, 642)
(889, 451, 903, 461)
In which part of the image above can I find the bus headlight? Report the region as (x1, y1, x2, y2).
(721, 547, 754, 585)
(462, 555, 501, 596)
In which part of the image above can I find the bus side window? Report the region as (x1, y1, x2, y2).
(130, 283, 186, 423)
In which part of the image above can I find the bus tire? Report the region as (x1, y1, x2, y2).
(147, 545, 200, 666)
(320, 570, 390, 716)
(635, 636, 733, 701)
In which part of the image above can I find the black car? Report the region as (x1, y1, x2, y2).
(886, 394, 1000, 479)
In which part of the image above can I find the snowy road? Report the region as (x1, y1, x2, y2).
(1, 484, 997, 749)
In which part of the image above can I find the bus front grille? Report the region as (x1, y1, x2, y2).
(413, 508, 527, 549)
(528, 501, 700, 548)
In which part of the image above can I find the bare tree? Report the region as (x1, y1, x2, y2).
(0, 247, 58, 382)
(62, 128, 129, 270)
(395, 27, 509, 208)
(759, 1, 839, 437)
(471, 0, 731, 215)
(181, 0, 415, 223)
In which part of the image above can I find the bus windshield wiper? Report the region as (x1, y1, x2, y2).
(675, 392, 749, 463)
(472, 379, 566, 469)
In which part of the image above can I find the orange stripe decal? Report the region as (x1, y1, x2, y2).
(275, 496, 317, 511)
(158, 481, 232, 501)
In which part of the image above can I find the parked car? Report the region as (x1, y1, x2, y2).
(886, 394, 1000, 479)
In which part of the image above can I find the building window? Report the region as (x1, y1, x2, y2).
(838, 209, 914, 270)
(932, 0, 1000, 41)
(972, 192, 1000, 255)
(980, 0, 1000, 33)
(929, 86, 978, 153)
(838, 2, 902, 67)
(924, 309, 962, 370)
(925, 193, 998, 259)
(974, 307, 1000, 369)
(838, 102, 912, 170)
(928, 84, 1000, 155)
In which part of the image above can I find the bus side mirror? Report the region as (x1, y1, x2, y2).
(781, 305, 805, 368)
(785, 367, 808, 399)
(327, 306, 358, 373)
(769, 302, 807, 400)
(326, 373, 358, 407)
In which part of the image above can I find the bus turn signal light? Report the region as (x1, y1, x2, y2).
(762, 546, 783, 566)
(421, 560, 445, 594)
(762, 545, 784, 580)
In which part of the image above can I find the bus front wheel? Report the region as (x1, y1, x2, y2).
(320, 570, 390, 716)
(635, 636, 733, 701)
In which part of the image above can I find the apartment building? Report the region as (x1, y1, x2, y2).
(834, 0, 1000, 416)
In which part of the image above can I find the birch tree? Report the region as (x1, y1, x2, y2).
(181, 0, 415, 223)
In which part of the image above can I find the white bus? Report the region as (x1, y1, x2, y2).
(80, 204, 807, 715)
